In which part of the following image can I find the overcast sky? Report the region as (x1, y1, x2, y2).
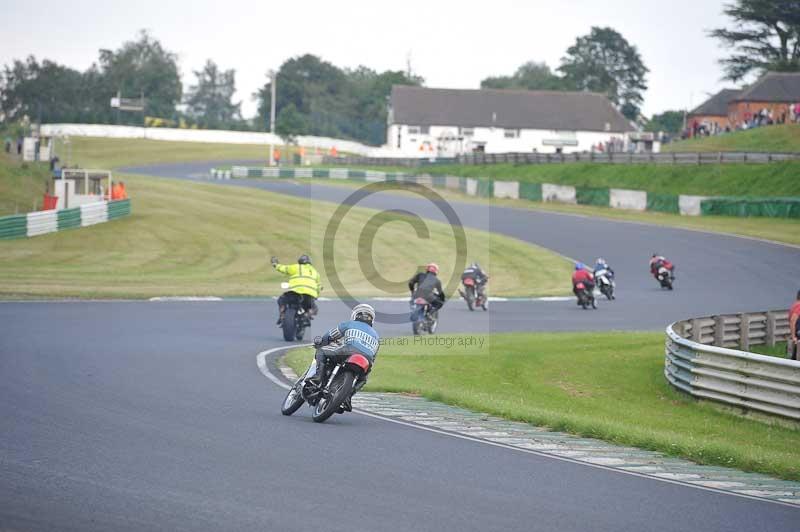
(1, 0, 739, 119)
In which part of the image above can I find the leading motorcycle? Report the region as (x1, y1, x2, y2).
(410, 297, 438, 335)
(281, 349, 372, 423)
(656, 266, 674, 290)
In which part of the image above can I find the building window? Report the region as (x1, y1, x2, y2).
(504, 129, 519, 138)
(460, 127, 474, 137)
(420, 125, 430, 134)
(408, 126, 420, 135)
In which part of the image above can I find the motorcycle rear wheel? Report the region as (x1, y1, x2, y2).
(465, 286, 475, 311)
(282, 311, 297, 342)
(281, 379, 305, 416)
(312, 371, 354, 423)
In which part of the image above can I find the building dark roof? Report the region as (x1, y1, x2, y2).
(734, 72, 800, 103)
(689, 89, 741, 117)
(390, 86, 634, 133)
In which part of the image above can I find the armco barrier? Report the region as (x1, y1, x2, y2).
(0, 199, 131, 240)
(665, 310, 800, 421)
(216, 166, 800, 219)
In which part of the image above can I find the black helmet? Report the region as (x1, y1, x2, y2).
(298, 255, 311, 264)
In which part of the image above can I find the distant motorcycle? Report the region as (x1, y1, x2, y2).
(575, 282, 597, 310)
(281, 349, 371, 423)
(459, 277, 488, 311)
(656, 266, 674, 290)
(410, 297, 438, 335)
(594, 269, 615, 300)
(280, 294, 311, 342)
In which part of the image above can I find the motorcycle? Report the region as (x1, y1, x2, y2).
(594, 270, 615, 300)
(280, 292, 312, 342)
(657, 266, 674, 290)
(281, 349, 371, 423)
(410, 297, 438, 335)
(459, 277, 488, 311)
(575, 282, 597, 310)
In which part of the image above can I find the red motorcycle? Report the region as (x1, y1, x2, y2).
(459, 277, 488, 311)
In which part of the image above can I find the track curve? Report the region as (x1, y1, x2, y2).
(2, 161, 799, 530)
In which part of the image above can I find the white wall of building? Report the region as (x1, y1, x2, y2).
(387, 123, 631, 156)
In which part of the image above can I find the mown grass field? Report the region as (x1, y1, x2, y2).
(663, 124, 800, 153)
(285, 331, 800, 481)
(0, 169, 571, 299)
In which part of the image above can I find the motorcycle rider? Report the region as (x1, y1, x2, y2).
(409, 263, 446, 317)
(307, 304, 379, 411)
(572, 262, 595, 302)
(272, 255, 322, 326)
(649, 254, 675, 280)
(593, 258, 615, 280)
(461, 261, 489, 301)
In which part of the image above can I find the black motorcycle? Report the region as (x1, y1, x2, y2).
(656, 266, 674, 290)
(575, 282, 597, 310)
(280, 294, 311, 342)
(411, 297, 438, 335)
(281, 350, 372, 423)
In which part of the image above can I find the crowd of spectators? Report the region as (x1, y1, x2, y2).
(685, 103, 800, 140)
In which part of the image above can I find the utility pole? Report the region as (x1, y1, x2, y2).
(268, 70, 277, 166)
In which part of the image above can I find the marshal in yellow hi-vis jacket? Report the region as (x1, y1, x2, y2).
(272, 255, 322, 298)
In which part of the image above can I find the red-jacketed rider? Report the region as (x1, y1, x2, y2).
(572, 263, 594, 299)
(649, 254, 675, 280)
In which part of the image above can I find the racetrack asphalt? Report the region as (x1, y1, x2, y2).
(1, 161, 798, 531)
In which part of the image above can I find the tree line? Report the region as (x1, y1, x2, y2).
(2, 1, 798, 142)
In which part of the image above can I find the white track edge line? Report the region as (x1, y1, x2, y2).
(256, 344, 798, 510)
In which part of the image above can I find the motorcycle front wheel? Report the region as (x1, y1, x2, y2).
(281, 379, 305, 416)
(312, 371, 354, 423)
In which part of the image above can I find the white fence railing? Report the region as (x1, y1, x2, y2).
(665, 310, 800, 421)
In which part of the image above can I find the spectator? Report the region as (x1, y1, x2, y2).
(789, 290, 800, 360)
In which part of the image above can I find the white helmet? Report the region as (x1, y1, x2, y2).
(351, 304, 376, 325)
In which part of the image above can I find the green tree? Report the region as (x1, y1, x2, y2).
(481, 61, 567, 91)
(646, 110, 685, 134)
(185, 60, 242, 129)
(558, 27, 649, 120)
(710, 0, 800, 81)
(95, 30, 182, 122)
(0, 56, 85, 123)
(275, 102, 308, 143)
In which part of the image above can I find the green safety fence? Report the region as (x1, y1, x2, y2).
(647, 193, 680, 214)
(0, 214, 27, 240)
(347, 170, 366, 180)
(519, 182, 543, 202)
(576, 186, 610, 206)
(476, 179, 494, 198)
(278, 168, 295, 178)
(108, 199, 132, 219)
(700, 197, 800, 218)
(246, 168, 262, 177)
(458, 177, 468, 194)
(432, 175, 447, 188)
(57, 208, 81, 230)
(385, 173, 399, 181)
(312, 169, 330, 178)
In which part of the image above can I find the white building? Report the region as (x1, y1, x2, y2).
(387, 86, 641, 156)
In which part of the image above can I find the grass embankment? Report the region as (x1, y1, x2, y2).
(0, 154, 50, 216)
(54, 136, 302, 169)
(285, 331, 800, 481)
(0, 169, 571, 299)
(663, 124, 800, 153)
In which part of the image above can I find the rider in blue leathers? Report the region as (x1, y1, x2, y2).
(593, 258, 615, 280)
(306, 304, 379, 408)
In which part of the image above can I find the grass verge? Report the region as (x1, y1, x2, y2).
(663, 124, 800, 153)
(285, 331, 800, 481)
(0, 171, 571, 299)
